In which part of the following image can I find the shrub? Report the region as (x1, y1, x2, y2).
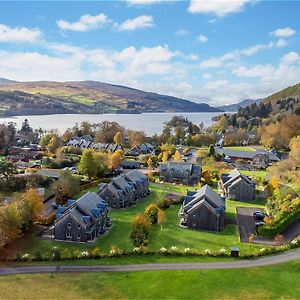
(130, 214, 150, 247)
(159, 247, 167, 254)
(144, 204, 160, 224)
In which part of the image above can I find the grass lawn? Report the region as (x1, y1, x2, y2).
(0, 260, 299, 299)
(21, 183, 267, 257)
(224, 146, 256, 152)
(240, 169, 268, 181)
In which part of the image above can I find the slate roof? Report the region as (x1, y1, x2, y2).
(215, 147, 280, 162)
(183, 185, 224, 213)
(56, 192, 107, 225)
(222, 168, 254, 187)
(36, 169, 62, 179)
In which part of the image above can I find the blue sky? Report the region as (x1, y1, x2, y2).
(0, 0, 300, 105)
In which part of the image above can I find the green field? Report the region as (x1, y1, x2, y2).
(0, 260, 299, 299)
(17, 182, 268, 257)
(224, 146, 256, 152)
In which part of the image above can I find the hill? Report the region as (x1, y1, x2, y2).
(0, 80, 221, 116)
(0, 78, 18, 85)
(217, 99, 262, 112)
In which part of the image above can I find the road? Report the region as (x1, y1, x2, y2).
(0, 248, 299, 276)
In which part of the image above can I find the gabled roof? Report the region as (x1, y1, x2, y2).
(183, 184, 224, 212)
(222, 168, 254, 187)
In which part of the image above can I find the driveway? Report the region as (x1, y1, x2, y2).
(0, 248, 299, 275)
(236, 207, 265, 243)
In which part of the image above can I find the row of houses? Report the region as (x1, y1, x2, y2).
(51, 192, 110, 242)
(126, 143, 155, 156)
(215, 147, 280, 168)
(159, 162, 201, 185)
(67, 136, 123, 153)
(99, 170, 150, 209)
(51, 170, 150, 242)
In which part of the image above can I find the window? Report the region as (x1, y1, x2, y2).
(77, 234, 81, 239)
(66, 232, 71, 238)
(193, 214, 197, 227)
(67, 223, 71, 228)
(77, 224, 81, 230)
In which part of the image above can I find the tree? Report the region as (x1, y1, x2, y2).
(78, 149, 95, 179)
(93, 152, 109, 177)
(202, 169, 213, 185)
(173, 150, 181, 161)
(109, 150, 124, 170)
(157, 209, 166, 230)
(130, 214, 150, 247)
(51, 172, 80, 205)
(144, 204, 160, 224)
(0, 161, 17, 182)
(48, 135, 62, 154)
(208, 145, 215, 157)
(289, 136, 300, 166)
(21, 188, 43, 222)
(147, 157, 153, 176)
(113, 132, 122, 145)
(94, 121, 124, 143)
(128, 130, 146, 147)
(162, 151, 169, 163)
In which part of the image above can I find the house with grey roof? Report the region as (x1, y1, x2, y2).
(159, 162, 201, 185)
(121, 160, 141, 169)
(51, 192, 110, 242)
(98, 170, 150, 209)
(179, 185, 225, 232)
(220, 168, 256, 202)
(215, 147, 280, 168)
(126, 143, 155, 156)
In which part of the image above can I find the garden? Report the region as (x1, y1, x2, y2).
(6, 178, 283, 261)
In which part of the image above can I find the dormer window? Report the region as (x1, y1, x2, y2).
(67, 223, 71, 228)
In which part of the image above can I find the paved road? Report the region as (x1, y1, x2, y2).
(0, 248, 299, 276)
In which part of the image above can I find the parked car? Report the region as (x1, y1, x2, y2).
(51, 203, 59, 209)
(255, 221, 265, 228)
(253, 211, 266, 221)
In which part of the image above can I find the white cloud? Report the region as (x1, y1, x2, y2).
(187, 53, 199, 61)
(270, 27, 296, 37)
(280, 51, 300, 65)
(115, 15, 154, 31)
(57, 13, 109, 32)
(188, 0, 253, 17)
(199, 57, 222, 68)
(0, 24, 42, 43)
(198, 34, 208, 43)
(175, 29, 190, 37)
(232, 64, 275, 77)
(0, 45, 178, 84)
(202, 72, 213, 80)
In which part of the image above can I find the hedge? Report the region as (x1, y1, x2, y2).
(258, 207, 300, 237)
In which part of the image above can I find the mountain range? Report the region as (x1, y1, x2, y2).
(0, 79, 221, 116)
(217, 99, 262, 112)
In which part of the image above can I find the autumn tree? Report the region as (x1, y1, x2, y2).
(289, 136, 300, 166)
(113, 131, 122, 145)
(147, 157, 153, 176)
(109, 150, 124, 170)
(162, 151, 169, 163)
(51, 172, 80, 205)
(93, 152, 109, 177)
(128, 130, 146, 147)
(94, 121, 124, 143)
(78, 149, 95, 179)
(130, 214, 150, 247)
(144, 204, 160, 224)
(202, 168, 213, 185)
(157, 209, 166, 230)
(173, 150, 182, 161)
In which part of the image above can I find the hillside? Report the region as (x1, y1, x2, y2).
(264, 82, 300, 105)
(217, 99, 262, 112)
(0, 80, 221, 116)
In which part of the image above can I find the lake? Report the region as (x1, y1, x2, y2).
(0, 112, 223, 135)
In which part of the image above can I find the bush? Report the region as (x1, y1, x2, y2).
(258, 207, 300, 236)
(144, 204, 160, 224)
